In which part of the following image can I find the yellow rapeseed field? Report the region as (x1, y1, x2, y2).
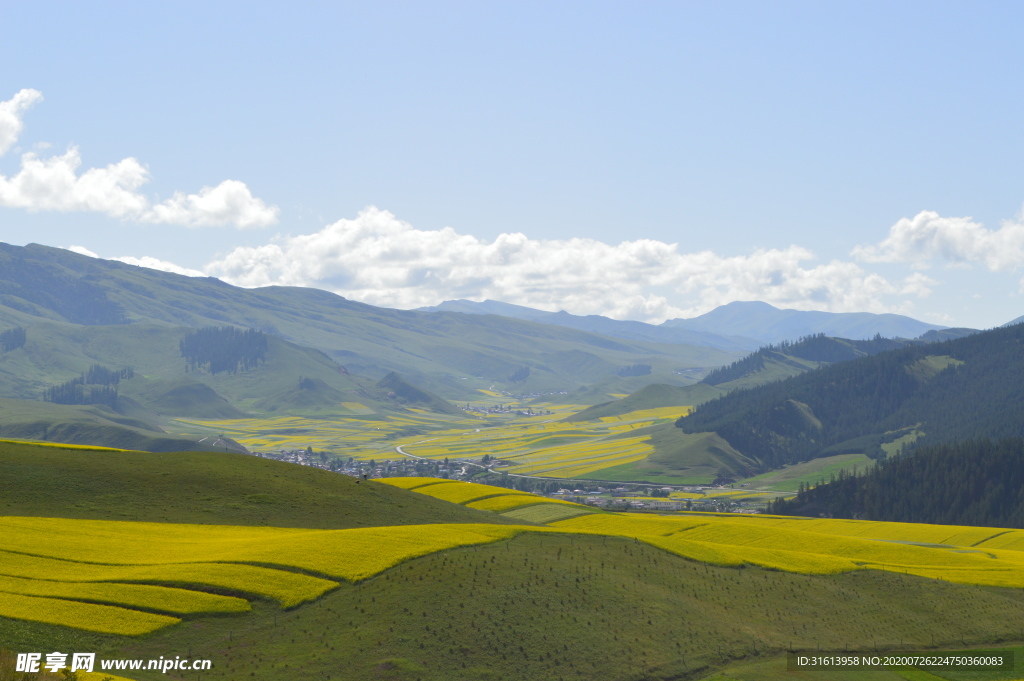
(0, 517, 531, 584)
(376, 476, 449, 490)
(0, 573, 249, 614)
(0, 591, 179, 635)
(548, 512, 1024, 587)
(465, 494, 585, 512)
(405, 481, 513, 504)
(0, 550, 336, 608)
(0, 438, 137, 452)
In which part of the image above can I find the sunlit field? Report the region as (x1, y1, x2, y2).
(173, 402, 693, 480)
(12, 478, 1024, 638)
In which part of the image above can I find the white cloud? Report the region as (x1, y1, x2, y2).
(67, 245, 98, 257)
(203, 206, 920, 323)
(113, 255, 205, 277)
(854, 209, 1024, 271)
(142, 180, 278, 229)
(0, 89, 278, 229)
(899, 272, 937, 298)
(0, 88, 42, 155)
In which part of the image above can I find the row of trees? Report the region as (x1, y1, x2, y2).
(180, 326, 268, 375)
(507, 366, 531, 383)
(0, 327, 26, 352)
(769, 438, 1024, 528)
(617, 364, 651, 377)
(42, 364, 134, 407)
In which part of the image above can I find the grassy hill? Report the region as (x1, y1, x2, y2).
(0, 320, 375, 414)
(375, 372, 462, 415)
(0, 243, 740, 398)
(0, 441, 523, 528)
(579, 423, 758, 484)
(0, 399, 220, 452)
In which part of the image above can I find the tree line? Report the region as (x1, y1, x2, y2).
(768, 437, 1024, 528)
(617, 364, 651, 377)
(0, 327, 26, 352)
(700, 334, 912, 387)
(42, 364, 134, 408)
(180, 326, 268, 375)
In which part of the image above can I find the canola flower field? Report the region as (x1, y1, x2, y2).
(174, 402, 690, 480)
(11, 477, 1024, 637)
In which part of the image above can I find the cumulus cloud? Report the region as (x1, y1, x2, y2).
(0, 88, 42, 155)
(854, 209, 1024, 271)
(0, 89, 278, 229)
(203, 206, 920, 323)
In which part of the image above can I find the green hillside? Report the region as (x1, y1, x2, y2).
(375, 372, 462, 415)
(679, 323, 1024, 473)
(0, 243, 740, 397)
(771, 437, 1024, 528)
(579, 423, 758, 484)
(0, 398, 218, 452)
(0, 441, 523, 528)
(564, 383, 726, 422)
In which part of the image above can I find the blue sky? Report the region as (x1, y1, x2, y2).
(2, 1, 1023, 327)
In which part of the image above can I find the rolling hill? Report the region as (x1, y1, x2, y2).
(0, 243, 741, 399)
(4, 444, 1024, 681)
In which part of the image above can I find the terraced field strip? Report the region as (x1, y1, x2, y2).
(176, 411, 483, 458)
(669, 492, 705, 499)
(0, 550, 337, 607)
(0, 591, 180, 635)
(0, 573, 250, 614)
(0, 517, 531, 583)
(375, 476, 448, 490)
(379, 478, 591, 515)
(598, 406, 694, 422)
(0, 438, 139, 452)
(501, 504, 595, 523)
(409, 481, 514, 504)
(550, 512, 1024, 588)
(505, 436, 654, 477)
(466, 495, 582, 512)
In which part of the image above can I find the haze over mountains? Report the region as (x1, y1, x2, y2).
(419, 298, 955, 350)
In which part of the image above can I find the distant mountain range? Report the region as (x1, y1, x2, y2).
(663, 301, 951, 344)
(418, 299, 964, 349)
(0, 243, 738, 401)
(417, 299, 760, 351)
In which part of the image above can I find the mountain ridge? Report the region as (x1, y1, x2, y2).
(663, 300, 949, 344)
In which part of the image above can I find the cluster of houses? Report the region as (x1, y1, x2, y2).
(460, 404, 554, 417)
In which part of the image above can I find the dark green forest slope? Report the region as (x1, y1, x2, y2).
(769, 438, 1024, 528)
(677, 322, 1024, 471)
